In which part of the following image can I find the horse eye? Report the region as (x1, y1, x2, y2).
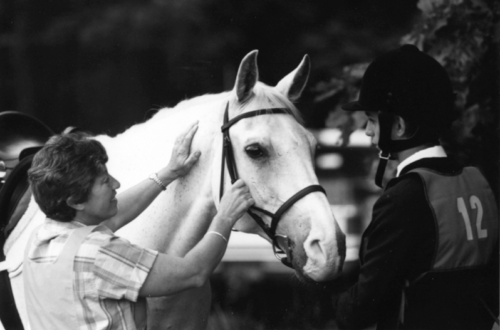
(245, 144, 265, 159)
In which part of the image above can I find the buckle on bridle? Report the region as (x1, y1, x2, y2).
(379, 151, 391, 160)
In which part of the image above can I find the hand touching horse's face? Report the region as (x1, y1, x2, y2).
(220, 51, 346, 282)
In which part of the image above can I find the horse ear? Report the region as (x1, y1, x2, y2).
(234, 50, 259, 103)
(275, 54, 310, 102)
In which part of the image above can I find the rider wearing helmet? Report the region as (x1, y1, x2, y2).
(334, 45, 499, 330)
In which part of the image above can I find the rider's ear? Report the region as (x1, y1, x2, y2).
(392, 116, 407, 139)
(66, 196, 85, 211)
(275, 55, 310, 102)
(234, 50, 259, 103)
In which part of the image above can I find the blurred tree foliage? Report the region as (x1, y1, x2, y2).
(316, 0, 499, 194)
(0, 0, 418, 135)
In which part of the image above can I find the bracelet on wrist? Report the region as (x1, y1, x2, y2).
(149, 173, 167, 191)
(206, 231, 228, 243)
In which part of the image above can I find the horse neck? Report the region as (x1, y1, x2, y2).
(99, 94, 229, 255)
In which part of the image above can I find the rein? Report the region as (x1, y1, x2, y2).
(219, 102, 326, 268)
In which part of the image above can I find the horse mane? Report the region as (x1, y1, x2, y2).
(172, 91, 230, 112)
(152, 82, 303, 124)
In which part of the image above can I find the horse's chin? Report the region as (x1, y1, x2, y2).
(293, 267, 320, 284)
(290, 249, 319, 284)
(292, 261, 344, 285)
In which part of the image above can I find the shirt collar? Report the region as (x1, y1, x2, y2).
(38, 218, 86, 241)
(396, 145, 447, 177)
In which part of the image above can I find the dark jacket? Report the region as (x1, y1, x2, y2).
(333, 157, 499, 330)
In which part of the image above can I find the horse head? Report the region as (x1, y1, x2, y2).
(213, 50, 346, 282)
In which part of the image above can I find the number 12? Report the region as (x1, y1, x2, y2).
(457, 196, 487, 241)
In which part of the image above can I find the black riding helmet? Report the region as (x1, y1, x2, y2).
(342, 44, 458, 187)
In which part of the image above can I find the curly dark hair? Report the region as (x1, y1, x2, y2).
(28, 132, 108, 222)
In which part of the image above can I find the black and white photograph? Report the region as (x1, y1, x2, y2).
(0, 0, 498, 329)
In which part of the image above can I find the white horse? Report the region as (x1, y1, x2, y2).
(3, 50, 346, 330)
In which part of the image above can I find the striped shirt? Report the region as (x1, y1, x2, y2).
(27, 219, 158, 329)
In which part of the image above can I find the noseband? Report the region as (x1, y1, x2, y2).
(219, 102, 326, 268)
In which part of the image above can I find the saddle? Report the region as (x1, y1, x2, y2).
(0, 111, 79, 329)
(0, 111, 54, 235)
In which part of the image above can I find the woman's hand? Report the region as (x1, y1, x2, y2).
(139, 180, 254, 298)
(217, 179, 254, 226)
(161, 122, 201, 181)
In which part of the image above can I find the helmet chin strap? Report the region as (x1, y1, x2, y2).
(375, 151, 391, 188)
(374, 112, 440, 188)
(375, 112, 395, 188)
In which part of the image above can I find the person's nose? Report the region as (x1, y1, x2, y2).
(110, 175, 121, 190)
(365, 123, 374, 137)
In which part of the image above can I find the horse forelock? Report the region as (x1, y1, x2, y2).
(249, 83, 304, 124)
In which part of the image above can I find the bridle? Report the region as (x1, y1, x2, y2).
(219, 102, 326, 268)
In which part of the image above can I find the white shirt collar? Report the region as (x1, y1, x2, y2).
(396, 145, 447, 177)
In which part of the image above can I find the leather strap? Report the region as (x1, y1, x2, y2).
(269, 185, 325, 234)
(221, 108, 290, 132)
(375, 151, 390, 188)
(0, 268, 23, 329)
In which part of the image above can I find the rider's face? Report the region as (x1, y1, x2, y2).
(364, 111, 380, 148)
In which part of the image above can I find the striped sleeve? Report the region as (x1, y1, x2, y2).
(93, 236, 158, 302)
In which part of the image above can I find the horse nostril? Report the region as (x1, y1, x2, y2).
(304, 238, 326, 263)
(308, 238, 324, 256)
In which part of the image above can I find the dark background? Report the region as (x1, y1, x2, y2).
(0, 0, 419, 135)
